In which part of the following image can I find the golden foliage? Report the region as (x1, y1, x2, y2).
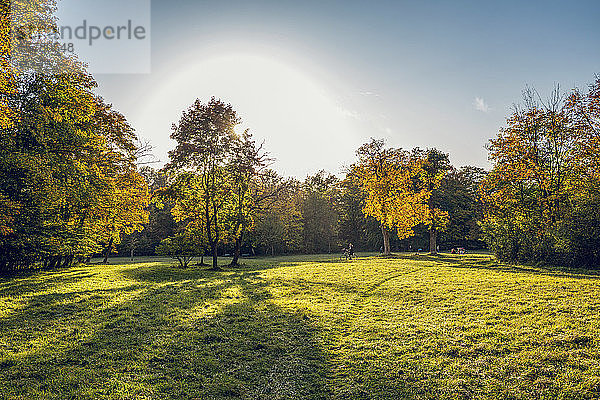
(353, 140, 434, 240)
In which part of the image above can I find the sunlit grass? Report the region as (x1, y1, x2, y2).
(0, 253, 599, 399)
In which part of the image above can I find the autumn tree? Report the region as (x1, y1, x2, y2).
(225, 130, 271, 266)
(481, 79, 600, 267)
(97, 171, 149, 263)
(567, 76, 600, 188)
(481, 86, 574, 260)
(0, 0, 150, 271)
(352, 139, 429, 255)
(122, 167, 177, 257)
(166, 98, 238, 270)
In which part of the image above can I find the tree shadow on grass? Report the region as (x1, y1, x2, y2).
(387, 252, 600, 280)
(0, 264, 331, 400)
(121, 264, 217, 285)
(0, 268, 100, 298)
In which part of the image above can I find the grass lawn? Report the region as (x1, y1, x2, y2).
(0, 253, 599, 399)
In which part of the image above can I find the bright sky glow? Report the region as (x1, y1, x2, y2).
(135, 52, 363, 176)
(84, 0, 600, 178)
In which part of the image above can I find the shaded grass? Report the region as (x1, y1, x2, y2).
(0, 253, 599, 399)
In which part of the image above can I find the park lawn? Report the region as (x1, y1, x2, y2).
(0, 254, 599, 399)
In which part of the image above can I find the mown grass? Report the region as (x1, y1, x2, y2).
(0, 253, 599, 399)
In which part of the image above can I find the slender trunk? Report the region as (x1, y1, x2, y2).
(271, 244, 274, 257)
(103, 237, 114, 264)
(429, 226, 437, 254)
(231, 189, 245, 267)
(212, 198, 220, 270)
(211, 242, 218, 270)
(381, 226, 391, 256)
(203, 175, 217, 270)
(230, 235, 242, 266)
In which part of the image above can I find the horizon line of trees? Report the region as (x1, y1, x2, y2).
(123, 152, 486, 266)
(136, 96, 486, 270)
(2, 1, 599, 272)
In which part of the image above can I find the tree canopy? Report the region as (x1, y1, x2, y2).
(481, 79, 600, 267)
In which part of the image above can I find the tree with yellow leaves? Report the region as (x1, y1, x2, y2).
(352, 139, 431, 255)
(0, 0, 150, 270)
(96, 171, 150, 263)
(481, 78, 600, 267)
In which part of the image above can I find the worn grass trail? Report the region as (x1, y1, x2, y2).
(0, 254, 599, 399)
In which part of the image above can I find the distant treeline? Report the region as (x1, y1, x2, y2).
(115, 163, 486, 261)
(1, 1, 599, 271)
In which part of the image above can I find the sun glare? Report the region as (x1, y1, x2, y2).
(139, 53, 362, 176)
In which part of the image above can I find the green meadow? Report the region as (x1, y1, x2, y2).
(0, 254, 599, 399)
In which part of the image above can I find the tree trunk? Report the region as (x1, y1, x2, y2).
(429, 226, 437, 254)
(381, 226, 391, 256)
(103, 237, 114, 264)
(211, 243, 219, 270)
(230, 236, 242, 266)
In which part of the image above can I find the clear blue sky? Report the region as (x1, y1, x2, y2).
(86, 0, 600, 177)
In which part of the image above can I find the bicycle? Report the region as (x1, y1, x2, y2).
(340, 248, 354, 261)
